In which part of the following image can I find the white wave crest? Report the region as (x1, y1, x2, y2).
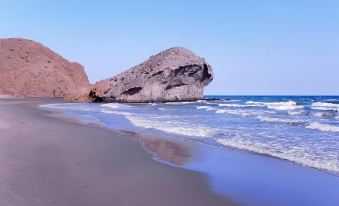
(222, 99, 241, 102)
(100, 109, 133, 116)
(217, 138, 339, 174)
(101, 109, 216, 137)
(127, 116, 216, 137)
(311, 102, 339, 111)
(196, 106, 216, 111)
(245, 100, 303, 111)
(101, 103, 123, 109)
(215, 109, 253, 117)
(257, 116, 303, 124)
(287, 110, 304, 115)
(215, 109, 227, 114)
(306, 122, 339, 132)
(197, 100, 214, 104)
(218, 103, 249, 108)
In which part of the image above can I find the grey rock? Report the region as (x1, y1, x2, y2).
(89, 47, 213, 102)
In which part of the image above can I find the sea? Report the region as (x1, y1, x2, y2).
(40, 96, 339, 175)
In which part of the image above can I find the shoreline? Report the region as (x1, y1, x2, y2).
(42, 104, 193, 167)
(46, 100, 339, 177)
(0, 97, 237, 206)
(38, 98, 339, 206)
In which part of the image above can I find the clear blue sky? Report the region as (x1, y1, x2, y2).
(1, 0, 338, 95)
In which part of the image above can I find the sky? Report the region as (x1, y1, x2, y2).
(1, 0, 338, 95)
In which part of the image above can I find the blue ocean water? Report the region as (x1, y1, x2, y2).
(41, 96, 339, 174)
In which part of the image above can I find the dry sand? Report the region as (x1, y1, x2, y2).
(0, 98, 237, 206)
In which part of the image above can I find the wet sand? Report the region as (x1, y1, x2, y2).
(0, 98, 237, 206)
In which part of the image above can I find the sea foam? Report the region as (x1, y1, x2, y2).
(217, 137, 339, 174)
(196, 106, 215, 111)
(101, 103, 123, 109)
(306, 122, 339, 132)
(215, 109, 253, 117)
(218, 103, 250, 108)
(246, 101, 303, 110)
(311, 102, 339, 111)
(257, 115, 304, 124)
(101, 109, 216, 137)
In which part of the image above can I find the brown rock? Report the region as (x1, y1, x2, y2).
(0, 38, 90, 101)
(89, 47, 213, 102)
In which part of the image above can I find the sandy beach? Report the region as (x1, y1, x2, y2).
(0, 97, 236, 206)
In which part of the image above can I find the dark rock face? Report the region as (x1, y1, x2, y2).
(0, 38, 90, 101)
(90, 47, 213, 102)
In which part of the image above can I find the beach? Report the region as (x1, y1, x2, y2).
(2, 97, 339, 206)
(0, 97, 236, 206)
(39, 96, 339, 206)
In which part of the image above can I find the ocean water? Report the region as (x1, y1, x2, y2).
(41, 96, 339, 175)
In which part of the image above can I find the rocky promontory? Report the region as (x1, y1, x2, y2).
(0, 38, 90, 101)
(89, 47, 213, 102)
(0, 38, 213, 103)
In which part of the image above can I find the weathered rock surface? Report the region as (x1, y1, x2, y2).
(89, 47, 213, 102)
(0, 38, 90, 101)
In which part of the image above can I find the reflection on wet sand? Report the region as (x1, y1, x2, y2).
(121, 131, 191, 166)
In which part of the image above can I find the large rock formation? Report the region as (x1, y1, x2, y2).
(0, 38, 90, 101)
(89, 47, 213, 102)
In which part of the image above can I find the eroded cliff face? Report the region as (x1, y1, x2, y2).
(0, 39, 213, 103)
(89, 47, 213, 103)
(0, 38, 90, 101)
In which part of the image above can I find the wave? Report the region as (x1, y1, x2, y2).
(100, 109, 133, 116)
(215, 109, 253, 117)
(287, 110, 304, 115)
(196, 106, 216, 111)
(311, 102, 339, 111)
(217, 138, 339, 174)
(197, 100, 216, 104)
(312, 111, 337, 119)
(128, 116, 217, 137)
(218, 103, 250, 108)
(101, 109, 217, 137)
(257, 115, 304, 125)
(306, 122, 339, 132)
(101, 103, 123, 109)
(245, 100, 303, 111)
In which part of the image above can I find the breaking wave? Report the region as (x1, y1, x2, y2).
(306, 122, 339, 132)
(215, 109, 253, 117)
(246, 101, 303, 111)
(196, 106, 216, 111)
(257, 115, 304, 125)
(101, 103, 123, 109)
(218, 103, 251, 108)
(217, 138, 339, 174)
(311, 102, 339, 111)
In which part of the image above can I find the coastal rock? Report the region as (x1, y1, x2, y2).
(89, 47, 213, 102)
(0, 38, 90, 101)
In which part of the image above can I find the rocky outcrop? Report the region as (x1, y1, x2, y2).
(0, 39, 213, 103)
(0, 38, 90, 101)
(89, 47, 213, 102)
